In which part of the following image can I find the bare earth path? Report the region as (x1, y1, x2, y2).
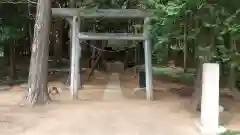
(0, 73, 238, 135)
(1, 101, 199, 135)
(103, 73, 124, 101)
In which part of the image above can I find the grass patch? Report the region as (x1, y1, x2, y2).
(221, 131, 240, 135)
(152, 67, 195, 85)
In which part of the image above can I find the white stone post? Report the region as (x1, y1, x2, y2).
(200, 63, 220, 135)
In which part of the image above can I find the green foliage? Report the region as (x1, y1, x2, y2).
(0, 27, 24, 43)
(148, 0, 240, 88)
(150, 0, 240, 59)
(221, 131, 240, 135)
(153, 67, 195, 84)
(0, 3, 29, 46)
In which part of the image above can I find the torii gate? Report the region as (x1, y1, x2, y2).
(52, 8, 154, 100)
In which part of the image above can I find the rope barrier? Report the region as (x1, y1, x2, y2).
(82, 40, 137, 52)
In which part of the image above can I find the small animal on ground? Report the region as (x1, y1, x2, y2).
(48, 86, 61, 95)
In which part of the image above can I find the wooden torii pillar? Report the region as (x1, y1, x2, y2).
(143, 17, 153, 100)
(70, 16, 81, 99)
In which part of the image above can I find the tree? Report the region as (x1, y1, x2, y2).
(148, 0, 240, 110)
(0, 2, 29, 81)
(22, 0, 52, 105)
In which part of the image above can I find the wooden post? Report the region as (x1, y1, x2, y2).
(91, 41, 96, 68)
(70, 16, 80, 99)
(144, 17, 153, 100)
(78, 19, 82, 89)
(200, 63, 219, 135)
(133, 24, 138, 77)
(68, 18, 72, 59)
(91, 24, 96, 70)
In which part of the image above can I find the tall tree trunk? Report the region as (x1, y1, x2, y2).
(9, 43, 16, 81)
(124, 50, 129, 70)
(91, 24, 96, 71)
(4, 45, 10, 66)
(22, 0, 52, 105)
(190, 20, 202, 111)
(53, 22, 58, 66)
(191, 18, 216, 111)
(228, 36, 235, 92)
(190, 57, 203, 111)
(56, 20, 64, 64)
(183, 21, 188, 72)
(228, 38, 240, 101)
(28, 2, 33, 45)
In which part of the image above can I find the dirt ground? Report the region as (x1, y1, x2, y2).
(0, 70, 240, 135)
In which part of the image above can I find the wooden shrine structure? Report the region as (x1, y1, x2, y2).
(52, 8, 154, 100)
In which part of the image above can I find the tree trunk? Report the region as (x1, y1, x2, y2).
(28, 1, 33, 45)
(91, 42, 96, 69)
(183, 21, 188, 72)
(9, 43, 16, 81)
(228, 37, 235, 92)
(124, 50, 129, 70)
(87, 44, 105, 80)
(22, 0, 52, 105)
(190, 57, 203, 111)
(57, 20, 64, 63)
(53, 22, 58, 66)
(190, 19, 202, 111)
(4, 45, 10, 66)
(228, 38, 240, 101)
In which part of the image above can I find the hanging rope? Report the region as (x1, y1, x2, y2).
(81, 17, 143, 53)
(82, 40, 137, 52)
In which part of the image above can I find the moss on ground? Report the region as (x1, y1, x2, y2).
(152, 67, 195, 85)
